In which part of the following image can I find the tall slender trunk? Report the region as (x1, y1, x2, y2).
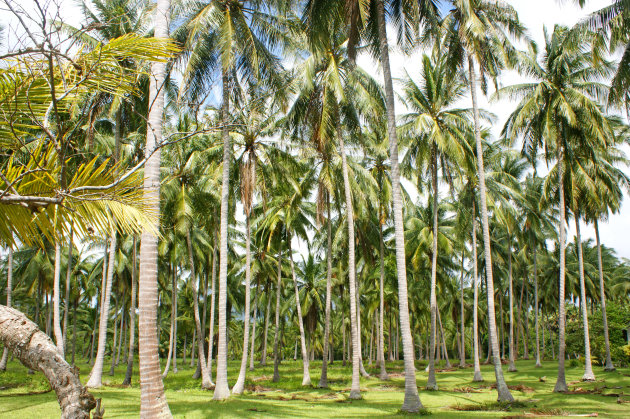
(378, 210, 388, 380)
(533, 245, 545, 368)
(213, 69, 232, 401)
(337, 124, 360, 398)
(468, 56, 513, 402)
(87, 228, 116, 388)
(575, 217, 595, 381)
(53, 239, 64, 355)
(233, 216, 253, 394)
(594, 220, 614, 371)
(71, 300, 77, 365)
(162, 269, 176, 378)
(427, 147, 439, 390)
(437, 307, 451, 368)
(123, 237, 137, 385)
(272, 249, 282, 382)
(206, 237, 217, 382)
(138, 0, 172, 414)
(0, 245, 13, 370)
(194, 260, 209, 378)
(553, 135, 568, 393)
(459, 250, 465, 368)
(249, 277, 261, 372)
(172, 269, 178, 374)
(375, 0, 422, 411)
(89, 301, 98, 365)
(187, 232, 212, 389)
(472, 202, 483, 381)
(288, 232, 311, 386)
(261, 278, 271, 366)
(109, 299, 119, 375)
(319, 198, 333, 388)
(117, 304, 125, 367)
(62, 228, 73, 353)
(508, 241, 516, 372)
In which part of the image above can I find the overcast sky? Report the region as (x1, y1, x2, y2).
(2, 0, 628, 260)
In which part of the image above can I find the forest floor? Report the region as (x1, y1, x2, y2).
(0, 357, 629, 417)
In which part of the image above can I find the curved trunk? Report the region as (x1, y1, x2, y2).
(508, 241, 516, 372)
(206, 238, 217, 381)
(378, 211, 388, 380)
(138, 0, 172, 414)
(249, 277, 260, 371)
(319, 198, 333, 388)
(213, 68, 232, 401)
(595, 220, 614, 371)
(553, 135, 568, 393)
(468, 56, 513, 402)
(338, 127, 360, 398)
(427, 148, 439, 390)
(233, 217, 253, 394)
(63, 228, 73, 353)
(272, 249, 282, 382)
(534, 245, 541, 367)
(123, 237, 137, 385)
(575, 217, 595, 381)
(0, 306, 96, 418)
(187, 232, 212, 389)
(375, 0, 422, 411)
(53, 239, 64, 356)
(288, 232, 311, 386)
(472, 202, 483, 381)
(0, 246, 13, 370)
(87, 228, 116, 388)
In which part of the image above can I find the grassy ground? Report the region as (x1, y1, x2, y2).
(1, 356, 629, 417)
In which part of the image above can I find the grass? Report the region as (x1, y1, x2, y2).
(1, 357, 629, 417)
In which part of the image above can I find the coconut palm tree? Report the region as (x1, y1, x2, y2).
(0, 245, 13, 370)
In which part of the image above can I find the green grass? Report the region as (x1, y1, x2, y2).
(1, 357, 629, 417)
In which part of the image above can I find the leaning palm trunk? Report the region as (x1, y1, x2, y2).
(319, 199, 333, 388)
(508, 244, 516, 372)
(472, 202, 483, 381)
(123, 237, 137, 386)
(594, 220, 614, 371)
(187, 232, 212, 389)
(87, 228, 116, 388)
(553, 137, 568, 393)
(375, 0, 422, 411)
(213, 69, 232, 401)
(534, 245, 541, 368)
(378, 212, 388, 380)
(288, 232, 311, 386)
(0, 246, 13, 370)
(575, 217, 595, 381)
(272, 249, 282, 382)
(427, 149, 439, 390)
(138, 0, 172, 414)
(53, 239, 64, 356)
(468, 56, 513, 402)
(338, 127, 361, 399)
(233, 218, 253, 394)
(63, 227, 73, 352)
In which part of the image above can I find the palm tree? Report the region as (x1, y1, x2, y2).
(500, 25, 614, 391)
(0, 244, 13, 370)
(440, 0, 529, 402)
(399, 53, 473, 389)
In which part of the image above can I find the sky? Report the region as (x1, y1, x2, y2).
(1, 0, 629, 260)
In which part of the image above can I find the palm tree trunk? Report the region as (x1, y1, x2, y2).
(187, 231, 212, 389)
(0, 245, 13, 370)
(53, 239, 64, 356)
(575, 217, 595, 381)
(472, 201, 483, 381)
(194, 260, 209, 378)
(468, 56, 513, 402)
(206, 238, 217, 381)
(62, 228, 73, 354)
(378, 210, 388, 380)
(162, 270, 176, 378)
(109, 301, 119, 375)
(508, 242, 516, 372)
(553, 136, 568, 393)
(459, 250, 465, 368)
(427, 146, 439, 390)
(437, 307, 451, 368)
(272, 249, 282, 383)
(594, 220, 614, 371)
(233, 216, 253, 394)
(172, 270, 178, 374)
(375, 0, 422, 411)
(288, 232, 311, 386)
(337, 125, 360, 398)
(87, 228, 116, 388)
(319, 198, 333, 388)
(71, 300, 77, 365)
(138, 0, 172, 414)
(534, 245, 541, 368)
(213, 68, 232, 401)
(261, 278, 271, 366)
(123, 237, 137, 385)
(249, 277, 261, 372)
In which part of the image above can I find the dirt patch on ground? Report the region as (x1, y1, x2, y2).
(452, 386, 483, 393)
(252, 375, 271, 382)
(246, 384, 275, 392)
(477, 384, 535, 393)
